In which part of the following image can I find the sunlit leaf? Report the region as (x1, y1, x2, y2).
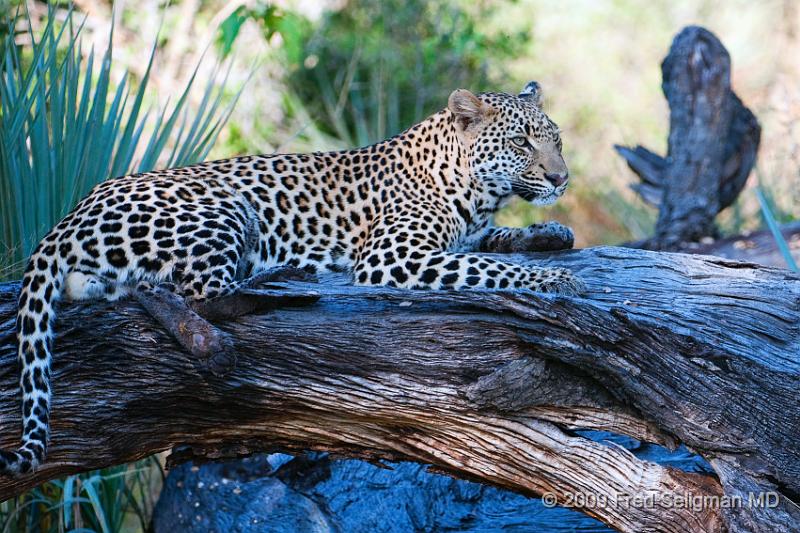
(216, 6, 248, 58)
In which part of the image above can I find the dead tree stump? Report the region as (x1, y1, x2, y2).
(615, 26, 761, 251)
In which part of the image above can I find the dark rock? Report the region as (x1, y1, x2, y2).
(153, 432, 708, 532)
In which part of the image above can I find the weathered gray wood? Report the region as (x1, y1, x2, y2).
(625, 222, 800, 271)
(0, 246, 798, 532)
(616, 26, 762, 250)
(683, 221, 800, 270)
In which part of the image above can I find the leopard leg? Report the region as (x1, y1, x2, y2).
(133, 281, 238, 376)
(190, 266, 319, 321)
(478, 222, 574, 253)
(133, 239, 247, 375)
(357, 249, 583, 293)
(355, 217, 583, 293)
(61, 270, 239, 373)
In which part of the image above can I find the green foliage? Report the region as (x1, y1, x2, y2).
(0, 5, 236, 280)
(0, 4, 240, 532)
(216, 2, 289, 59)
(282, 0, 528, 146)
(0, 461, 161, 532)
(0, 457, 164, 533)
(217, 6, 250, 58)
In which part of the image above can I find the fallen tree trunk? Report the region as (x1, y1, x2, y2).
(626, 222, 800, 271)
(0, 246, 798, 531)
(680, 222, 800, 270)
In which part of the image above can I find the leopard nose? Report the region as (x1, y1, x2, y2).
(545, 172, 568, 187)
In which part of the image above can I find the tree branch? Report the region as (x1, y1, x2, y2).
(0, 247, 798, 532)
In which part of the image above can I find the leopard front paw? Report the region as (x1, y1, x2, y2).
(522, 221, 574, 252)
(531, 267, 586, 296)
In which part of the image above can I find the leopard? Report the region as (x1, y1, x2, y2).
(2, 80, 582, 475)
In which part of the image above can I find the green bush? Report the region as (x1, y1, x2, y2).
(282, 0, 528, 146)
(0, 5, 236, 280)
(0, 457, 164, 533)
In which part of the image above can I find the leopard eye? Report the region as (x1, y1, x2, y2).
(510, 136, 528, 148)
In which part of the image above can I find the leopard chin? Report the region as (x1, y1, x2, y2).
(515, 187, 560, 205)
(530, 192, 560, 206)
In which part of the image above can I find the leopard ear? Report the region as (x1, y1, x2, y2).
(519, 81, 543, 107)
(448, 89, 488, 131)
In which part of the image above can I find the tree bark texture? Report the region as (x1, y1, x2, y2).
(615, 26, 762, 250)
(0, 246, 798, 532)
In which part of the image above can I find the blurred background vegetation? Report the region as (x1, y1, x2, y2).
(3, 0, 798, 266)
(0, 0, 798, 530)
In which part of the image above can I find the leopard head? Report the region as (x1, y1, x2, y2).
(448, 81, 568, 205)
